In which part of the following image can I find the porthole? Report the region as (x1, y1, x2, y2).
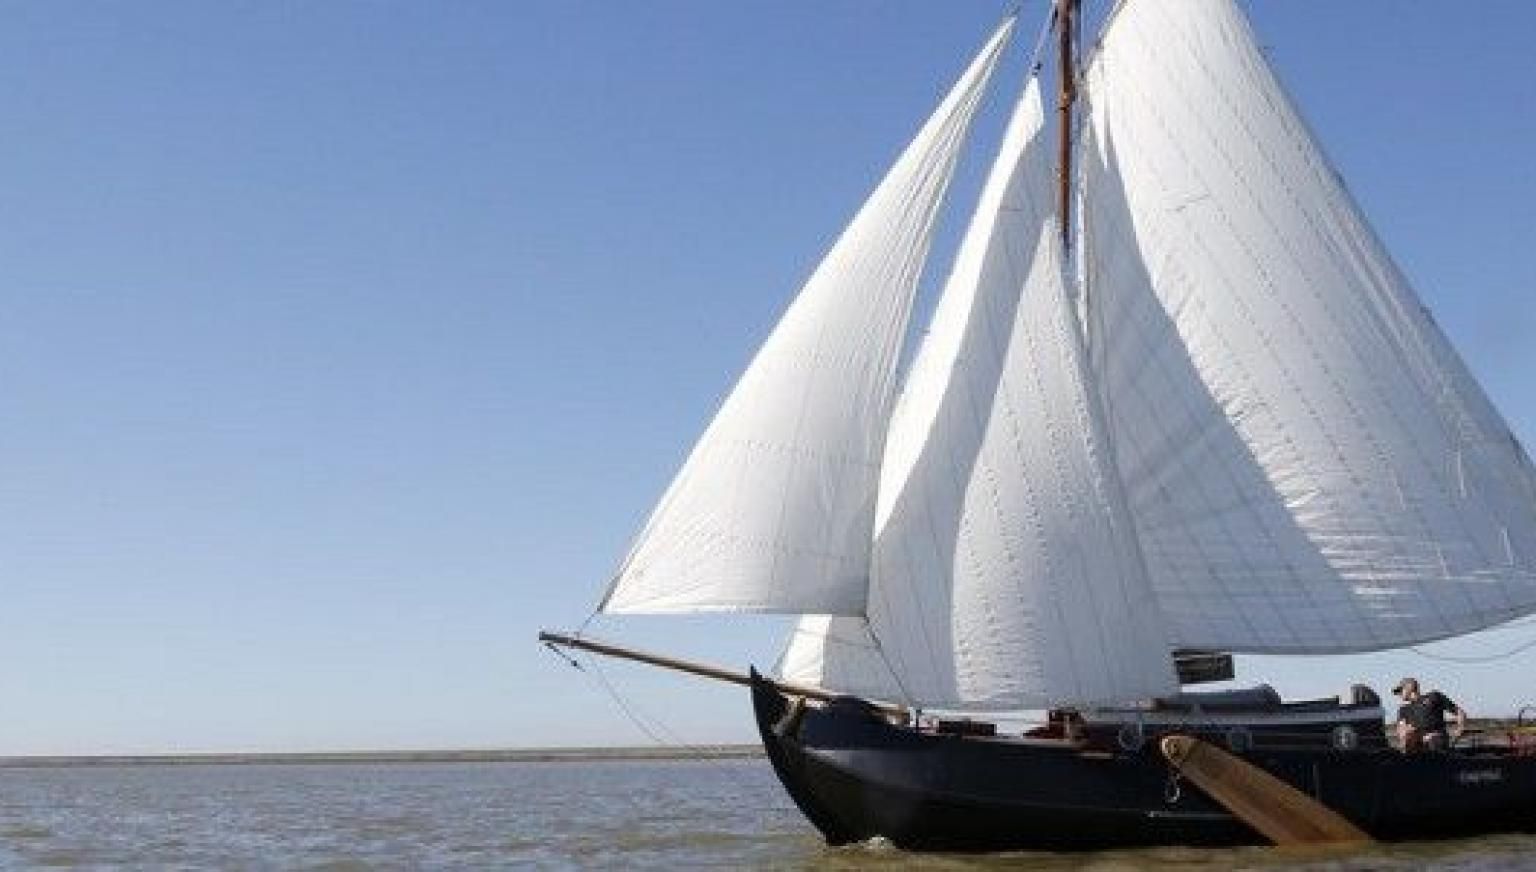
(1225, 727, 1253, 753)
(1117, 721, 1146, 752)
(1333, 724, 1359, 751)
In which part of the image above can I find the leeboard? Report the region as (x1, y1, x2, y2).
(1160, 735, 1373, 846)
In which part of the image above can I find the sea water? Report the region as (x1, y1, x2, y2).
(1, 757, 1533, 869)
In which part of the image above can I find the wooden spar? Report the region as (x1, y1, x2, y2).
(1159, 735, 1374, 846)
(538, 630, 909, 719)
(1055, 0, 1078, 248)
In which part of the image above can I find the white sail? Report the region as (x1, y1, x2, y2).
(819, 78, 1177, 709)
(601, 19, 1015, 614)
(775, 616, 904, 700)
(1082, 0, 1536, 652)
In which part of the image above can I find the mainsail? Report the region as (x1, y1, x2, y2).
(1081, 0, 1536, 652)
(601, 19, 1016, 614)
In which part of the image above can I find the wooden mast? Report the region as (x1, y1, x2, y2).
(1055, 0, 1078, 248)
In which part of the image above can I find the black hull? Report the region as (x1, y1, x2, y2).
(750, 671, 1536, 852)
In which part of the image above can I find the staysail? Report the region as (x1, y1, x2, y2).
(775, 615, 899, 700)
(601, 19, 1015, 614)
(1081, 0, 1536, 652)
(786, 78, 1177, 709)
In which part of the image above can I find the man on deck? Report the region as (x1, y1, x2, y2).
(1393, 677, 1465, 752)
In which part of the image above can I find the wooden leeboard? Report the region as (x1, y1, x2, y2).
(1160, 735, 1373, 846)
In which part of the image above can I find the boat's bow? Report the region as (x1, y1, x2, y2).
(749, 668, 869, 846)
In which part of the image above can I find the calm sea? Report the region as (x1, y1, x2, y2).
(2, 757, 1534, 869)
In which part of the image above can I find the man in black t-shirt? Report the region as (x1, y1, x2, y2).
(1392, 676, 1466, 753)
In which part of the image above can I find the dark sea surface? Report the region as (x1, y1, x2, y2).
(2, 757, 1535, 869)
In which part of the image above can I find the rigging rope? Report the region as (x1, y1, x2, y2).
(866, 619, 918, 709)
(546, 634, 770, 804)
(1410, 633, 1536, 664)
(1025, 0, 1058, 75)
(576, 603, 600, 636)
(573, 652, 771, 803)
(1406, 614, 1536, 663)
(544, 635, 721, 755)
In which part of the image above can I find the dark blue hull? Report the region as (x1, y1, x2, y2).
(750, 671, 1536, 851)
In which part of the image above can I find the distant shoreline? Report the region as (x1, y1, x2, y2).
(13, 720, 1523, 769)
(0, 745, 765, 769)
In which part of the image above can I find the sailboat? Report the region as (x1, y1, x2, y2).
(542, 0, 1536, 850)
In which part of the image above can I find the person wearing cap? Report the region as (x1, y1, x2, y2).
(1392, 677, 1465, 753)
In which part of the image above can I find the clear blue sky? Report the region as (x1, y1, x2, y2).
(2, 1, 1532, 755)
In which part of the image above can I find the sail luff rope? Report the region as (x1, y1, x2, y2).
(1079, 0, 1132, 72)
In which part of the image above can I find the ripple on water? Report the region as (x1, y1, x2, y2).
(1, 760, 1534, 869)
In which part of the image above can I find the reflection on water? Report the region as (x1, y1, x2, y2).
(0, 758, 1532, 869)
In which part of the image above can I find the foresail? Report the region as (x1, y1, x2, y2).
(1083, 0, 1536, 652)
(776, 616, 905, 701)
(849, 78, 1175, 709)
(601, 20, 1015, 614)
